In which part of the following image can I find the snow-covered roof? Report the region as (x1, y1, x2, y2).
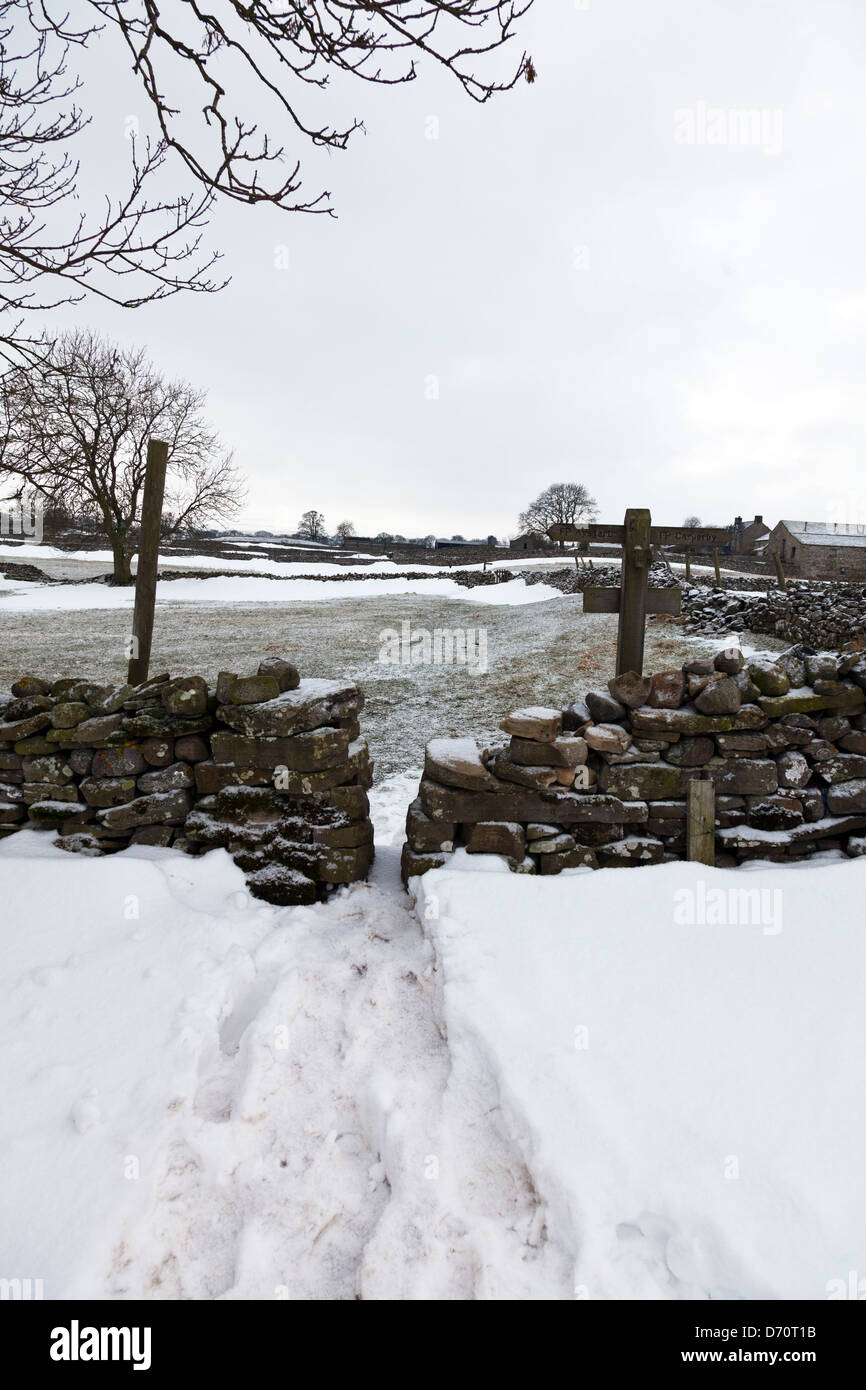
(780, 520, 866, 548)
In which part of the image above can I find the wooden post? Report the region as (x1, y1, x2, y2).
(712, 546, 721, 585)
(684, 548, 691, 582)
(616, 508, 651, 676)
(127, 438, 169, 686)
(687, 778, 715, 866)
(773, 550, 788, 591)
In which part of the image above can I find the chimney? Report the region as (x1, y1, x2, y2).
(734, 515, 743, 527)
(754, 515, 763, 524)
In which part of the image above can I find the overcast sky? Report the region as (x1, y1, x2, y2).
(48, 0, 866, 539)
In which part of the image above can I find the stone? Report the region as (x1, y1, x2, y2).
(597, 836, 665, 866)
(161, 676, 209, 717)
(406, 799, 455, 853)
(776, 750, 812, 789)
(54, 833, 105, 856)
(584, 723, 631, 754)
(714, 733, 769, 756)
(29, 800, 90, 826)
(713, 648, 746, 675)
(0, 713, 52, 741)
(813, 755, 866, 785)
(694, 675, 742, 715)
(648, 670, 687, 708)
(247, 865, 319, 906)
(508, 856, 538, 874)
(608, 671, 652, 708)
(758, 688, 865, 718)
(707, 760, 778, 796)
(50, 702, 90, 728)
(21, 754, 72, 782)
(499, 707, 562, 742)
(747, 800, 803, 831)
(816, 715, 851, 742)
(21, 782, 79, 805)
(137, 762, 195, 794)
(839, 731, 866, 755)
(418, 778, 647, 825)
(803, 739, 836, 763)
(599, 763, 691, 800)
(174, 735, 210, 762)
(78, 776, 138, 807)
(216, 679, 363, 740)
(630, 705, 766, 736)
(562, 699, 592, 731)
(194, 762, 272, 794)
(130, 825, 174, 847)
(465, 822, 526, 858)
(400, 845, 450, 881)
(92, 746, 147, 778)
(733, 670, 761, 702)
(585, 690, 626, 722)
(774, 650, 807, 688)
(10, 676, 51, 698)
(257, 658, 301, 692)
(311, 821, 373, 849)
(265, 725, 351, 772)
(0, 803, 25, 824)
(122, 711, 211, 741)
(537, 846, 598, 872)
(748, 660, 790, 696)
(140, 737, 175, 767)
(805, 653, 838, 684)
(47, 714, 124, 745)
(100, 789, 193, 830)
(664, 736, 715, 766)
(223, 673, 281, 705)
(312, 842, 374, 883)
(526, 823, 562, 839)
(488, 758, 559, 790)
(682, 658, 715, 676)
(90, 684, 136, 716)
(530, 832, 577, 853)
(508, 735, 587, 768)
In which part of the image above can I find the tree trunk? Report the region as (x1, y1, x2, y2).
(111, 536, 133, 584)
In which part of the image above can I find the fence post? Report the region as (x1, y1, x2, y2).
(127, 438, 169, 686)
(687, 777, 715, 866)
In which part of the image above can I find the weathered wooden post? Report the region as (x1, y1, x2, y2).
(616, 508, 651, 677)
(773, 551, 788, 592)
(712, 547, 721, 585)
(684, 547, 691, 582)
(687, 777, 715, 866)
(127, 438, 169, 686)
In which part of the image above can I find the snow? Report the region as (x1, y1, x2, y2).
(0, 573, 565, 611)
(2, 765, 864, 1300)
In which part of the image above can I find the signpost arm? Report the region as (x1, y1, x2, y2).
(616, 508, 651, 675)
(127, 438, 169, 686)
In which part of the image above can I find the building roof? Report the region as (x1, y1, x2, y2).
(779, 521, 866, 549)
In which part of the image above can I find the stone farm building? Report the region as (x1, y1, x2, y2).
(767, 520, 866, 579)
(728, 514, 769, 555)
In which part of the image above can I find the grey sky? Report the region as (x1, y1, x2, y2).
(48, 0, 866, 539)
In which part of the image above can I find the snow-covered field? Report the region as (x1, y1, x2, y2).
(1, 774, 862, 1300)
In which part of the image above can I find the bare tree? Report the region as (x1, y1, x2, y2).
(335, 519, 355, 544)
(0, 329, 245, 581)
(519, 482, 598, 549)
(0, 2, 533, 363)
(683, 515, 702, 527)
(298, 509, 326, 541)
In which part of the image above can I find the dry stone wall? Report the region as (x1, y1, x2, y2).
(401, 645, 866, 878)
(0, 661, 374, 905)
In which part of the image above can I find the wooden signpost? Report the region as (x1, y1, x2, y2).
(127, 438, 169, 686)
(550, 510, 729, 675)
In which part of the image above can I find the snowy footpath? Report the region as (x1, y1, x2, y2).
(1, 773, 864, 1300)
